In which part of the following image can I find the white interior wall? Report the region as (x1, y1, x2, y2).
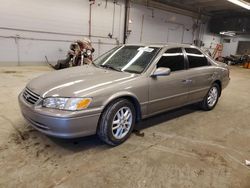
(0, 0, 124, 66)
(127, 3, 195, 45)
(202, 33, 221, 50)
(0, 0, 210, 66)
(201, 23, 221, 54)
(221, 36, 250, 56)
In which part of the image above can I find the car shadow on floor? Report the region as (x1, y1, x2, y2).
(134, 104, 200, 131)
(47, 104, 200, 151)
(48, 135, 109, 152)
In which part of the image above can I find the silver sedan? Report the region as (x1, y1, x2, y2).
(19, 44, 230, 145)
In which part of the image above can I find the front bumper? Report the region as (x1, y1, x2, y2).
(18, 93, 102, 138)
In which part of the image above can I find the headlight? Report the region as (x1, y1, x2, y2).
(42, 97, 92, 111)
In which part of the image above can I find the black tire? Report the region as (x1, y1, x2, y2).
(97, 99, 136, 146)
(200, 83, 221, 111)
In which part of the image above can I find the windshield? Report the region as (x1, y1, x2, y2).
(93, 45, 160, 74)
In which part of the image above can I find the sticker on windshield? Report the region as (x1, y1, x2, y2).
(137, 47, 154, 52)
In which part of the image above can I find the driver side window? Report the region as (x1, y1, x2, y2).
(157, 48, 185, 72)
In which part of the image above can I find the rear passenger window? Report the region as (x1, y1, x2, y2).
(157, 48, 185, 72)
(185, 48, 209, 68)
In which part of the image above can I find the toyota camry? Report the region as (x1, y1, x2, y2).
(19, 44, 230, 145)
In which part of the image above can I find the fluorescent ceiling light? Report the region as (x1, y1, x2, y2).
(227, 0, 250, 10)
(220, 31, 236, 36)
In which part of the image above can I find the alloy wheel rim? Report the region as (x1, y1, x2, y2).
(112, 107, 132, 139)
(207, 86, 218, 107)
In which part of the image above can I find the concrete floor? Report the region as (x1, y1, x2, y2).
(0, 66, 249, 188)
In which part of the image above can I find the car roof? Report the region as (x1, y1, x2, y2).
(124, 43, 197, 49)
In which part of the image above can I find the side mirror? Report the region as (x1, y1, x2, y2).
(152, 67, 171, 77)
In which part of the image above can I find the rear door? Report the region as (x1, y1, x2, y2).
(184, 48, 214, 102)
(148, 48, 189, 115)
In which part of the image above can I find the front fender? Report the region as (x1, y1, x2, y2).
(103, 91, 140, 107)
(102, 91, 143, 121)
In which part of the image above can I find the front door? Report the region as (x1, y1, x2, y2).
(148, 48, 189, 115)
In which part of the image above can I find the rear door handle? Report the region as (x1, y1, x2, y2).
(182, 79, 192, 84)
(209, 73, 216, 80)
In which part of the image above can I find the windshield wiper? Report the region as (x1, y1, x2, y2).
(99, 64, 122, 72)
(91, 62, 98, 67)
(123, 70, 140, 74)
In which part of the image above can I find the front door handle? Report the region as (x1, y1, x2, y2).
(182, 79, 192, 84)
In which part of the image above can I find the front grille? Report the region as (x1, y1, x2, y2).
(23, 88, 40, 104)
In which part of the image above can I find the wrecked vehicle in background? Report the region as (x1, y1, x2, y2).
(46, 38, 95, 70)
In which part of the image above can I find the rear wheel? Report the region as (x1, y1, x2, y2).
(200, 83, 220, 111)
(97, 99, 136, 146)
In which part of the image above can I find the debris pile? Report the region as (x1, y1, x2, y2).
(47, 38, 95, 70)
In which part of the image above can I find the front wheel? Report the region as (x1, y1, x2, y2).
(97, 99, 136, 146)
(200, 83, 220, 111)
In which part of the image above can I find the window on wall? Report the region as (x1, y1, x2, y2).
(157, 48, 185, 72)
(185, 48, 209, 68)
(223, 39, 231, 43)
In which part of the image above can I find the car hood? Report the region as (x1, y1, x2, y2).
(26, 65, 138, 98)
